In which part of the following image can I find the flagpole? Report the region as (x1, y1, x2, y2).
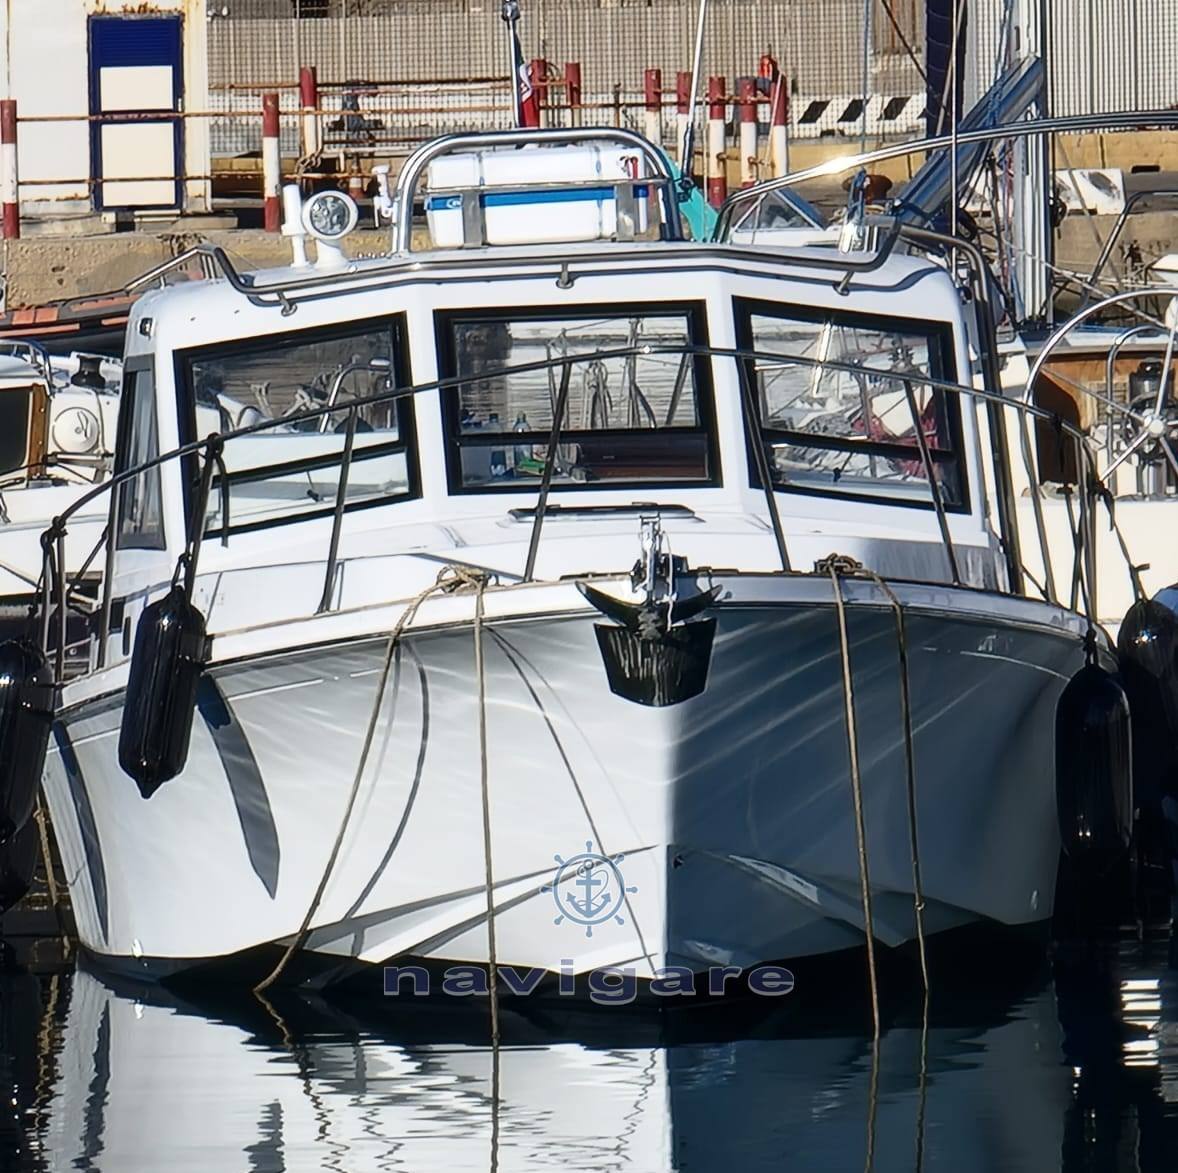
(502, 0, 524, 127)
(679, 0, 709, 176)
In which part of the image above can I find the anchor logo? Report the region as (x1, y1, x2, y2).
(542, 841, 638, 937)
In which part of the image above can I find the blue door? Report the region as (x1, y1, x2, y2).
(89, 16, 184, 212)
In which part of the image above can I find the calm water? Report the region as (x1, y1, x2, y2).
(2, 940, 1178, 1171)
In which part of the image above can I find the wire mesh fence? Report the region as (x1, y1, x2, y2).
(208, 0, 927, 157)
(208, 0, 1178, 164)
(969, 0, 1178, 117)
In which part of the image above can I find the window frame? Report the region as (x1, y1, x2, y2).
(434, 300, 722, 496)
(112, 355, 166, 552)
(734, 296, 971, 515)
(174, 314, 420, 540)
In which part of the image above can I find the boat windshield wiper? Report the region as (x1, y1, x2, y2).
(507, 502, 697, 520)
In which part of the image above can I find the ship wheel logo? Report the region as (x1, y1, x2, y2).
(542, 841, 637, 937)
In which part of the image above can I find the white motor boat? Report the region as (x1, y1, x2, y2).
(31, 128, 1123, 991)
(0, 345, 120, 613)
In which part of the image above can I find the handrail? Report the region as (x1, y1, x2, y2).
(1025, 287, 1178, 405)
(124, 247, 222, 294)
(180, 220, 912, 320)
(1078, 188, 1178, 311)
(390, 126, 686, 252)
(715, 111, 1178, 235)
(39, 339, 1109, 684)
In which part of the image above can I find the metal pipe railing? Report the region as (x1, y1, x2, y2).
(41, 339, 1106, 683)
(390, 126, 686, 252)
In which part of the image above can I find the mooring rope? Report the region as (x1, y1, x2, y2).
(31, 795, 69, 950)
(254, 564, 494, 996)
(472, 575, 501, 1045)
(821, 555, 881, 1039)
(856, 566, 929, 997)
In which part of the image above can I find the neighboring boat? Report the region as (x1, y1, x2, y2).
(0, 344, 121, 617)
(36, 127, 1116, 990)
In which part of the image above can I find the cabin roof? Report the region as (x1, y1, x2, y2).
(131, 238, 953, 337)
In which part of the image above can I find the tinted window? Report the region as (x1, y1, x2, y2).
(440, 306, 717, 491)
(115, 366, 165, 550)
(0, 389, 31, 478)
(738, 300, 965, 509)
(181, 320, 417, 536)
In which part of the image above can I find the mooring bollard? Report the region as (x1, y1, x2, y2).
(644, 68, 663, 146)
(299, 65, 321, 159)
(1, 100, 18, 241)
(706, 77, 727, 208)
(738, 76, 757, 188)
(262, 92, 281, 234)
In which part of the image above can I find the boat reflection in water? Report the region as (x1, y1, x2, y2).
(13, 954, 1163, 1173)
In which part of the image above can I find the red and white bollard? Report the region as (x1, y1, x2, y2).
(348, 174, 365, 205)
(643, 68, 662, 146)
(676, 71, 692, 168)
(299, 66, 321, 159)
(1, 100, 18, 241)
(769, 74, 789, 178)
(262, 92, 281, 233)
(706, 77, 727, 208)
(737, 76, 757, 188)
(565, 61, 583, 126)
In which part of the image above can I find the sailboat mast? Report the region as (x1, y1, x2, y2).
(679, 0, 710, 178)
(1010, 0, 1053, 325)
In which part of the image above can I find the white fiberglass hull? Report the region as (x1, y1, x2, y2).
(42, 579, 1085, 985)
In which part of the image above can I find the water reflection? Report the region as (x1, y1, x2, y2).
(2, 945, 1178, 1171)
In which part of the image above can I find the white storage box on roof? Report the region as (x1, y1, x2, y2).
(424, 145, 650, 248)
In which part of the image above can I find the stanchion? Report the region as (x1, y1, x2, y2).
(737, 76, 757, 188)
(644, 68, 663, 145)
(1, 100, 19, 240)
(262, 92, 281, 233)
(706, 77, 728, 208)
(299, 65, 321, 159)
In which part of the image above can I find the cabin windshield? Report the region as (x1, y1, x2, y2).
(737, 299, 966, 510)
(179, 319, 418, 537)
(439, 304, 717, 491)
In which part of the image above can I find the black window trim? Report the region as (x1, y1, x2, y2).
(733, 295, 971, 515)
(173, 313, 420, 540)
(112, 354, 167, 552)
(433, 300, 722, 496)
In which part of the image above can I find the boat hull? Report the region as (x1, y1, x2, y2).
(41, 582, 1085, 987)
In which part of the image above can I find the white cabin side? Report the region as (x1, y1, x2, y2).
(85, 236, 1015, 675)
